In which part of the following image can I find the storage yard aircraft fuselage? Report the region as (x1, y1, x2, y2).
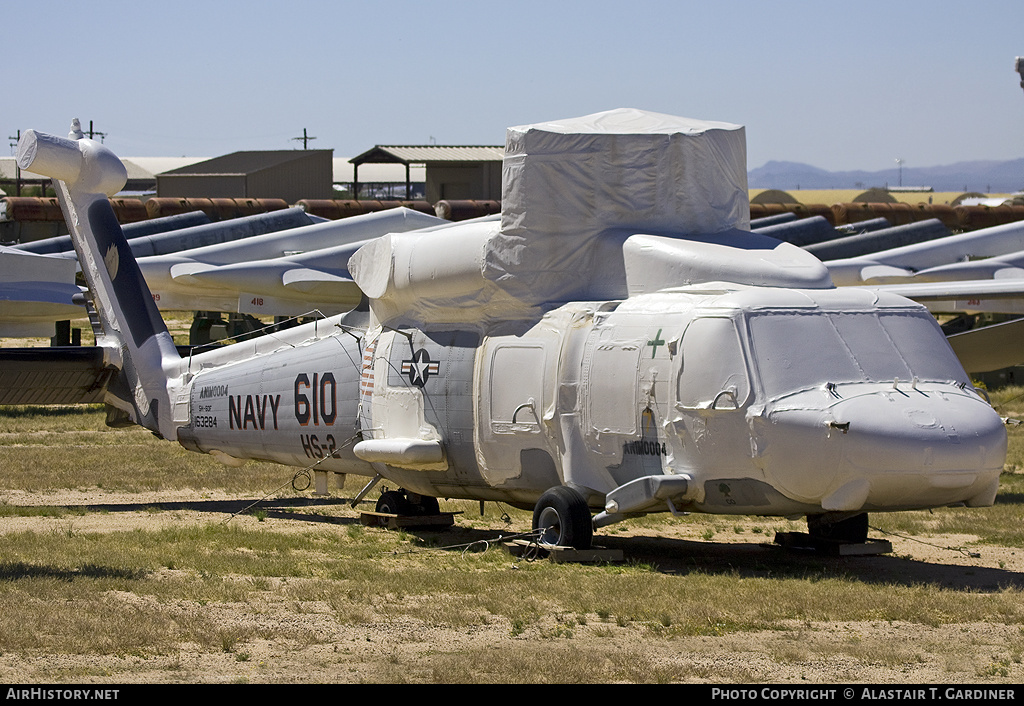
(17, 114, 1006, 550)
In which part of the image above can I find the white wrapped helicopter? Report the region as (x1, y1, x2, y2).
(16, 110, 1006, 550)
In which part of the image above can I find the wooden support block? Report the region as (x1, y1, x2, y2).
(314, 471, 346, 496)
(314, 470, 329, 496)
(360, 511, 456, 530)
(774, 532, 892, 556)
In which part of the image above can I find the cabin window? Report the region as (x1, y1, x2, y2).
(489, 345, 546, 427)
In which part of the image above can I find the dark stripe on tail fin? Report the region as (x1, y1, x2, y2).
(86, 199, 166, 349)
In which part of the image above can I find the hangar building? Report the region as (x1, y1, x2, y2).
(156, 150, 334, 204)
(349, 145, 504, 203)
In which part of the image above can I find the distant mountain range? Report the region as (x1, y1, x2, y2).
(748, 159, 1024, 194)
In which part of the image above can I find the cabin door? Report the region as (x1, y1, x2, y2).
(475, 339, 559, 490)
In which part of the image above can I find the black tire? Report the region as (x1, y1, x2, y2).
(807, 512, 869, 543)
(415, 495, 440, 515)
(376, 490, 412, 515)
(532, 486, 593, 549)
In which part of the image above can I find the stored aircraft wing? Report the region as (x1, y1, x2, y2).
(134, 207, 445, 316)
(0, 245, 84, 337)
(826, 219, 1024, 286)
(946, 317, 1024, 374)
(173, 214, 498, 316)
(861, 279, 1024, 313)
(826, 217, 1024, 348)
(0, 205, 447, 330)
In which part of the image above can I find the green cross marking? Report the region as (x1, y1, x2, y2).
(646, 328, 665, 358)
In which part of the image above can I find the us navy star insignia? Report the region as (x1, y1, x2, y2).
(401, 348, 440, 387)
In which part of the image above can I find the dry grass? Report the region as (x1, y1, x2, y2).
(3, 519, 1023, 676)
(0, 405, 299, 493)
(2, 404, 1024, 682)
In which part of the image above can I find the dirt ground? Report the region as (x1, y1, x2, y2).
(0, 487, 1022, 685)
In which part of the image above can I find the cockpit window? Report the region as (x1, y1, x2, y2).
(878, 312, 971, 385)
(676, 316, 750, 409)
(748, 310, 969, 398)
(831, 312, 913, 382)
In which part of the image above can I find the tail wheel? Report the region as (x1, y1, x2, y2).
(532, 486, 593, 550)
(807, 512, 869, 543)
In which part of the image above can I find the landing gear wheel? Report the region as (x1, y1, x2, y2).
(411, 494, 440, 515)
(532, 486, 593, 550)
(376, 489, 440, 516)
(807, 512, 869, 544)
(376, 490, 412, 515)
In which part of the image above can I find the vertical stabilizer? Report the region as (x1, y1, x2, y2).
(17, 120, 181, 438)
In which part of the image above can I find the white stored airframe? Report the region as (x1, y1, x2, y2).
(0, 244, 83, 337)
(15, 112, 1007, 550)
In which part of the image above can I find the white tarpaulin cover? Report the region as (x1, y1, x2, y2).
(350, 108, 761, 324)
(486, 108, 749, 301)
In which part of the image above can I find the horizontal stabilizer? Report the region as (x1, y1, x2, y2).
(0, 346, 113, 405)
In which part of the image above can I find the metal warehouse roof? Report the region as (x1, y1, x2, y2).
(0, 157, 45, 181)
(1, 155, 422, 188)
(122, 157, 209, 177)
(160, 150, 333, 176)
(350, 145, 504, 165)
(333, 159, 425, 183)
(2, 156, 208, 182)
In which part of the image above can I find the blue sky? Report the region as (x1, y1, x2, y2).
(6, 0, 1024, 172)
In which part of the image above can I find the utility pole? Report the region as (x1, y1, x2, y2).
(292, 128, 316, 150)
(7, 129, 21, 196)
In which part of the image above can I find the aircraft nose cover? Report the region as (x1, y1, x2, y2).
(763, 390, 1005, 510)
(837, 394, 1006, 476)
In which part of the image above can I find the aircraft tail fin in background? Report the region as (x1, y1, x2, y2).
(17, 120, 182, 438)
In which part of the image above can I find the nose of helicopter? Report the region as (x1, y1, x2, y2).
(758, 385, 1006, 512)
